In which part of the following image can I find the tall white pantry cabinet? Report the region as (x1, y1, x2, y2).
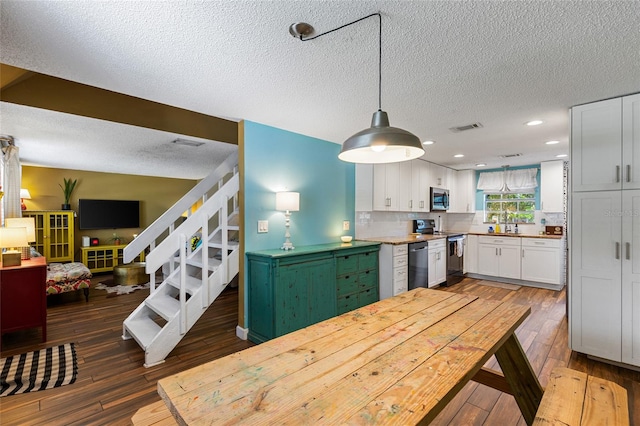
(570, 93, 640, 367)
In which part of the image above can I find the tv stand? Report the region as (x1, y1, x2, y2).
(81, 244, 145, 274)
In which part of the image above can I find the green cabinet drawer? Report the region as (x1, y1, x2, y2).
(337, 274, 359, 296)
(358, 270, 377, 289)
(338, 293, 361, 314)
(358, 251, 378, 271)
(336, 254, 359, 275)
(359, 287, 379, 306)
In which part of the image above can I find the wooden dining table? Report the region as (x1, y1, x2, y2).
(157, 287, 544, 425)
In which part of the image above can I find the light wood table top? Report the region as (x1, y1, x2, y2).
(157, 288, 543, 425)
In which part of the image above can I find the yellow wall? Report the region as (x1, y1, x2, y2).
(22, 165, 197, 260)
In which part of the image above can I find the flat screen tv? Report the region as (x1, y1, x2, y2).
(79, 199, 140, 230)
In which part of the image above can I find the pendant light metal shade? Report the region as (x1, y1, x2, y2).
(338, 110, 424, 163)
(291, 13, 424, 164)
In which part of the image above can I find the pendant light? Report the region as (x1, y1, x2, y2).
(289, 13, 424, 164)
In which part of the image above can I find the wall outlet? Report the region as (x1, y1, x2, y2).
(258, 220, 268, 233)
(343, 220, 350, 231)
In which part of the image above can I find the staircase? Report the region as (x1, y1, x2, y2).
(122, 152, 239, 367)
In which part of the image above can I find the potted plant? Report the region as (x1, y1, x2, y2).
(59, 178, 77, 210)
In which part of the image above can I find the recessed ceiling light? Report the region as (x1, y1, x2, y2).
(454, 154, 464, 158)
(526, 120, 543, 126)
(423, 140, 435, 145)
(476, 163, 487, 167)
(556, 154, 568, 158)
(546, 140, 560, 145)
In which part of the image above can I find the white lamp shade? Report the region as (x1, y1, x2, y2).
(5, 217, 36, 242)
(20, 188, 32, 199)
(0, 227, 29, 248)
(276, 192, 300, 212)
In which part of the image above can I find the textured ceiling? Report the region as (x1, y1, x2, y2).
(1, 1, 639, 179)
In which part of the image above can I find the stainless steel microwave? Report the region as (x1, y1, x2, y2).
(430, 187, 449, 211)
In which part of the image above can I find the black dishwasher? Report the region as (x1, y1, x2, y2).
(408, 241, 429, 289)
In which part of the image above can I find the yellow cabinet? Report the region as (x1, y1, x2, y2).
(23, 210, 74, 263)
(81, 245, 145, 273)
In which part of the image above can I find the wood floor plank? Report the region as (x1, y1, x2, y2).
(1, 275, 638, 425)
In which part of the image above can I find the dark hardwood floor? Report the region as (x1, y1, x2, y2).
(0, 276, 638, 425)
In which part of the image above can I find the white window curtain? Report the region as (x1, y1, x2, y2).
(1, 145, 22, 222)
(477, 168, 538, 193)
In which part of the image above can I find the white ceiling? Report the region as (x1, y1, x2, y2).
(1, 1, 639, 179)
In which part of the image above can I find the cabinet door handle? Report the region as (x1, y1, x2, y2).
(615, 242, 620, 259)
(409, 200, 413, 208)
(626, 242, 631, 260)
(616, 165, 621, 183)
(420, 201, 424, 208)
(495, 248, 498, 256)
(499, 248, 502, 256)
(627, 165, 631, 183)
(522, 249, 525, 258)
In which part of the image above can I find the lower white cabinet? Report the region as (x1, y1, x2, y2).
(478, 236, 521, 279)
(428, 239, 447, 287)
(571, 190, 640, 367)
(379, 244, 408, 299)
(521, 238, 564, 285)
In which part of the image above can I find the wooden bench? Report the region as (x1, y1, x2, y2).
(131, 400, 176, 426)
(533, 367, 629, 425)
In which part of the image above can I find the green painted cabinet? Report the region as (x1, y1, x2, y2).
(247, 242, 380, 343)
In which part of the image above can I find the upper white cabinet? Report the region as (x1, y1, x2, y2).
(449, 170, 476, 213)
(572, 93, 640, 191)
(410, 160, 430, 212)
(373, 163, 400, 210)
(540, 160, 564, 212)
(429, 163, 450, 189)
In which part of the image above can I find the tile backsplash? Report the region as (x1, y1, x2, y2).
(356, 210, 566, 238)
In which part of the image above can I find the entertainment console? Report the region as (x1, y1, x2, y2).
(81, 244, 145, 274)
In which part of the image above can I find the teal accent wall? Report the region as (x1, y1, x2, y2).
(474, 164, 541, 209)
(243, 121, 355, 326)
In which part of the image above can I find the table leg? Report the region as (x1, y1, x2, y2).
(494, 333, 544, 426)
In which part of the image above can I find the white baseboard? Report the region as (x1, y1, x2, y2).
(236, 325, 249, 340)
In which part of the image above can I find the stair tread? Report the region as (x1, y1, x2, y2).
(146, 294, 180, 320)
(125, 317, 162, 349)
(167, 274, 204, 293)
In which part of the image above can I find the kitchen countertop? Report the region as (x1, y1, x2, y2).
(468, 232, 564, 240)
(359, 232, 563, 245)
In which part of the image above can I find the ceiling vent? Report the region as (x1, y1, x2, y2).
(449, 122, 483, 133)
(499, 153, 523, 158)
(171, 138, 205, 147)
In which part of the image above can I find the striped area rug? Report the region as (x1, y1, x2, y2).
(0, 343, 78, 397)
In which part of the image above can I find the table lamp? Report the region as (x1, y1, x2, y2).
(0, 227, 29, 267)
(5, 217, 36, 259)
(275, 191, 300, 251)
(20, 188, 32, 211)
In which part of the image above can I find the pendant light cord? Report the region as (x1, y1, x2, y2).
(298, 12, 382, 111)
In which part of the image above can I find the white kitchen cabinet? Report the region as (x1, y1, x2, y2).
(449, 170, 476, 213)
(464, 234, 478, 274)
(373, 163, 400, 210)
(355, 164, 373, 211)
(379, 244, 408, 299)
(429, 163, 449, 190)
(570, 93, 640, 368)
(410, 160, 430, 212)
(478, 236, 521, 279)
(521, 238, 564, 285)
(540, 161, 564, 212)
(572, 93, 640, 192)
(571, 191, 623, 362)
(428, 239, 446, 287)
